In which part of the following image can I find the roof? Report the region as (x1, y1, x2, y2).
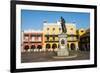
(23, 29, 43, 33)
(43, 21, 76, 26)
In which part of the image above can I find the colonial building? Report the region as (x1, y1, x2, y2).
(22, 30, 44, 52)
(78, 28, 86, 36)
(67, 23, 79, 51)
(78, 29, 90, 51)
(43, 21, 61, 51)
(43, 21, 79, 51)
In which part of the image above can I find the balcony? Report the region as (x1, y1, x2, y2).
(45, 36, 59, 42)
(67, 37, 78, 42)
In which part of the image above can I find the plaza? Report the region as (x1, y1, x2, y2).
(21, 50, 90, 63)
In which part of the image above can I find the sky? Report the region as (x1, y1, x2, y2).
(21, 10, 90, 31)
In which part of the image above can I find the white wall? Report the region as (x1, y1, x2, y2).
(0, 0, 99, 73)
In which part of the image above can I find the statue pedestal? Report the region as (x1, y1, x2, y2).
(57, 33, 69, 56)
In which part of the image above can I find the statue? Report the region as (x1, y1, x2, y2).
(56, 17, 69, 56)
(53, 17, 77, 58)
(60, 17, 67, 33)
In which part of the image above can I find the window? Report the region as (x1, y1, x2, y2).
(47, 28, 49, 30)
(70, 28, 73, 30)
(53, 36, 55, 41)
(36, 37, 39, 40)
(81, 30, 84, 32)
(47, 36, 49, 41)
(53, 28, 55, 31)
(38, 37, 41, 41)
(70, 37, 74, 40)
(59, 28, 61, 31)
(70, 28, 74, 34)
(24, 36, 28, 40)
(59, 28, 62, 33)
(31, 37, 34, 41)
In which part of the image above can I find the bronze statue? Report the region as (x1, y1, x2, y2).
(60, 17, 67, 33)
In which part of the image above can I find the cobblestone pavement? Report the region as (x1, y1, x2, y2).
(21, 50, 90, 63)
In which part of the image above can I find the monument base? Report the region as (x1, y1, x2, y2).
(57, 33, 69, 56)
(53, 54, 77, 59)
(57, 48, 69, 56)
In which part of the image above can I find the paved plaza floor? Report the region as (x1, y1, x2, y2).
(21, 50, 90, 63)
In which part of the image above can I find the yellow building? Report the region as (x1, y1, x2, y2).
(43, 21, 61, 51)
(43, 21, 79, 51)
(78, 28, 89, 51)
(78, 28, 86, 36)
(67, 23, 79, 50)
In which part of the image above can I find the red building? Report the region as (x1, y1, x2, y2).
(22, 30, 43, 51)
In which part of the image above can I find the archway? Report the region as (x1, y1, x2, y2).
(79, 44, 83, 51)
(81, 44, 85, 51)
(31, 45, 36, 49)
(46, 44, 50, 49)
(52, 44, 57, 49)
(24, 45, 29, 50)
(37, 45, 42, 49)
(70, 43, 75, 50)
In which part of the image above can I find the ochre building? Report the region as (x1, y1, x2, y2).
(43, 21, 79, 51)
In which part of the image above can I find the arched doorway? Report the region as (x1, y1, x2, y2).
(81, 44, 85, 51)
(37, 45, 42, 49)
(79, 44, 83, 51)
(46, 44, 50, 49)
(70, 43, 75, 50)
(31, 45, 36, 49)
(52, 44, 57, 49)
(24, 45, 29, 50)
